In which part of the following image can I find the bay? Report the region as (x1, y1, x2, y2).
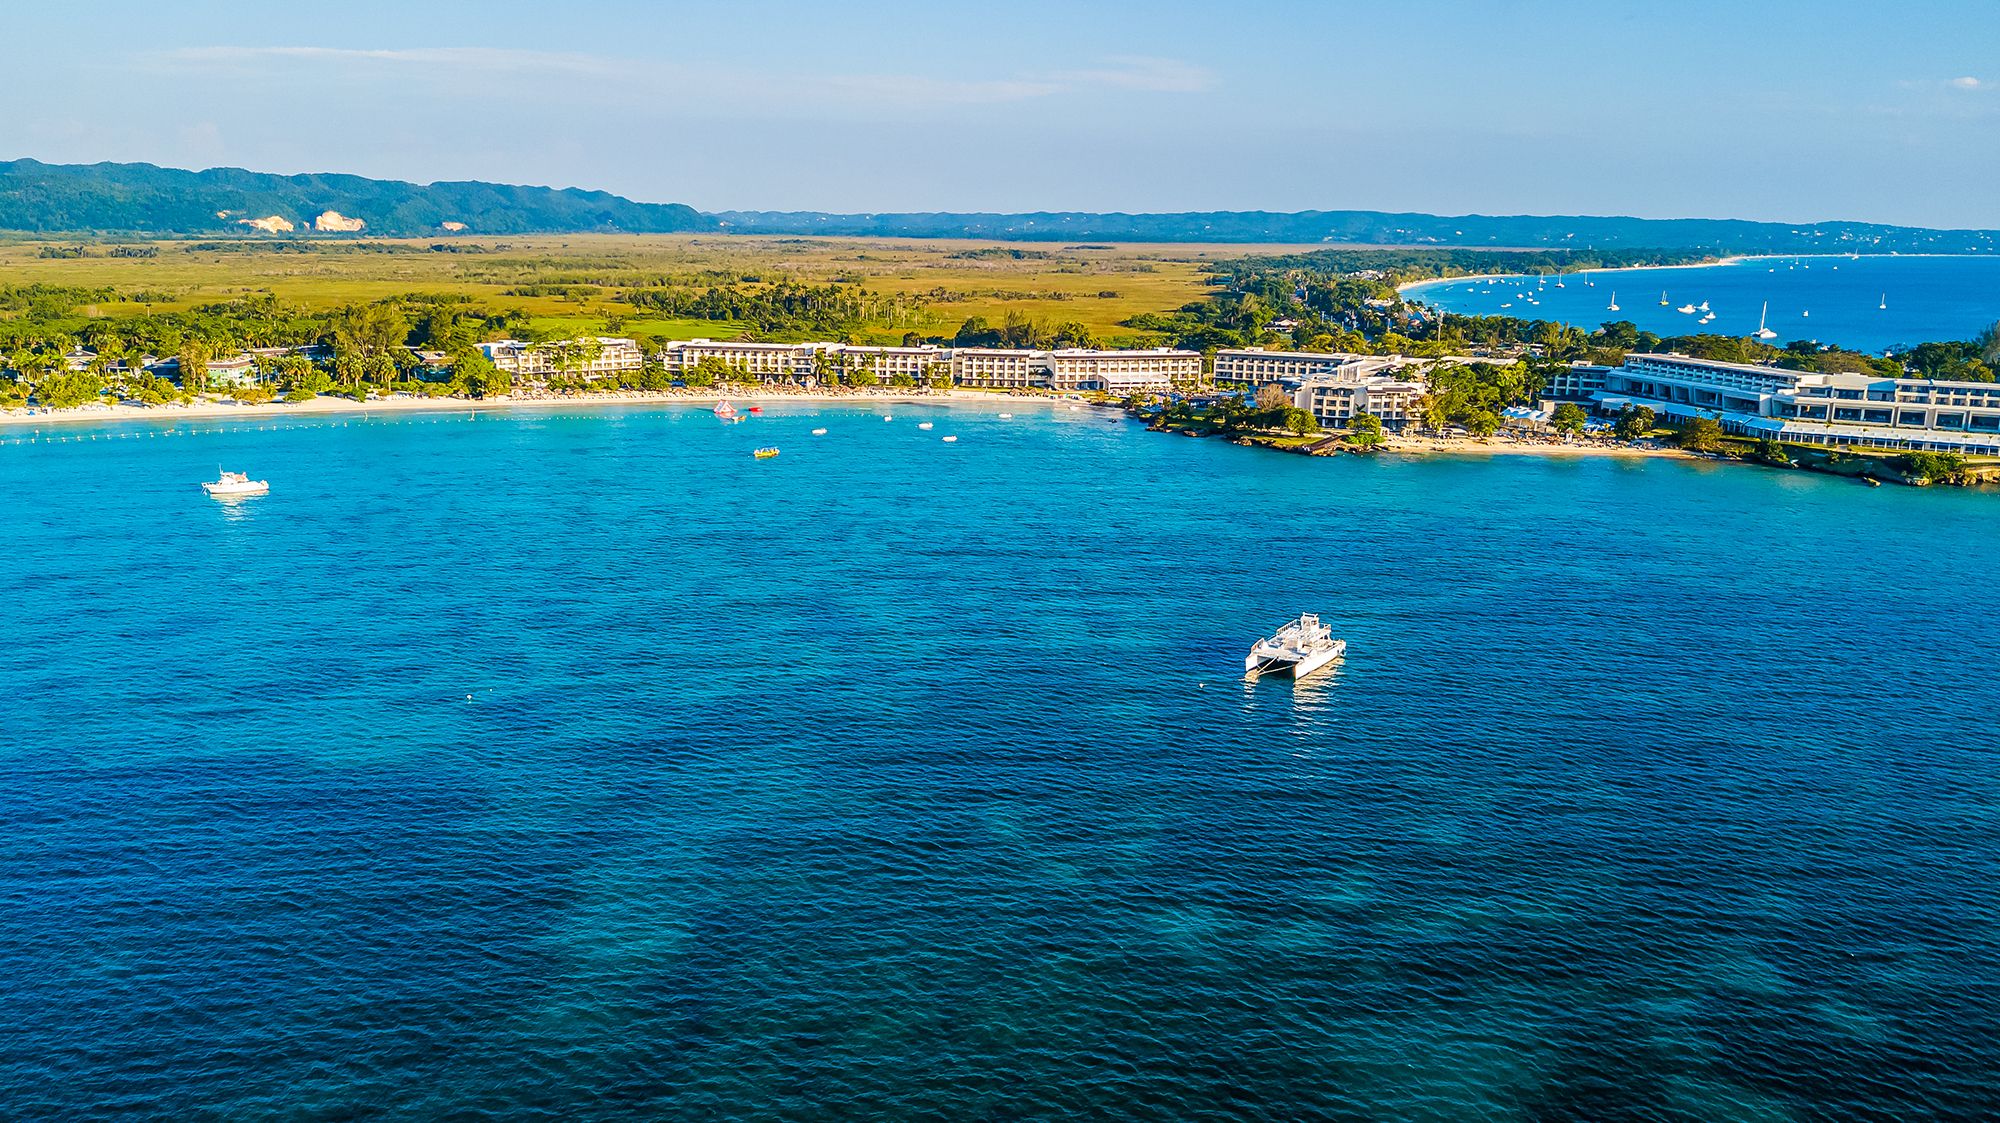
(1404, 254, 2000, 353)
(2, 402, 1996, 1119)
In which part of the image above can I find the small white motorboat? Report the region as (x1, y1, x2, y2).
(1245, 614, 1345, 680)
(918, 421, 934, 430)
(812, 427, 828, 435)
(941, 435, 958, 443)
(202, 470, 269, 497)
(998, 413, 1013, 419)
(883, 415, 894, 421)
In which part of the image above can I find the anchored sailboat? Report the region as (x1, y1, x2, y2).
(1753, 302, 1778, 340)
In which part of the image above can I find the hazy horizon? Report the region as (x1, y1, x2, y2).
(6, 0, 1997, 229)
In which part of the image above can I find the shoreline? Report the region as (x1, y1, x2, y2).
(1395, 255, 1748, 296)
(0, 388, 1066, 430)
(1394, 251, 2000, 297)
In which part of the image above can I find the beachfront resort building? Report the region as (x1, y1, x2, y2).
(1294, 375, 1427, 430)
(477, 337, 644, 381)
(1594, 352, 2000, 455)
(1047, 348, 1202, 393)
(1213, 348, 1402, 388)
(822, 345, 949, 384)
(1550, 362, 1613, 401)
(951, 348, 1049, 390)
(661, 339, 819, 383)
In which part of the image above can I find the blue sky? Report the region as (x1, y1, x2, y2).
(7, 0, 1998, 226)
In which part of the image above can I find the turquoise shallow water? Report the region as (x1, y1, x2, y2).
(1405, 254, 2000, 353)
(3, 402, 1998, 1120)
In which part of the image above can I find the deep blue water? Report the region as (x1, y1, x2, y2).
(4, 402, 1999, 1120)
(1405, 255, 2000, 353)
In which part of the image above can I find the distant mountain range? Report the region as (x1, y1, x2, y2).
(3, 158, 1997, 254)
(715, 210, 2000, 254)
(0, 159, 710, 237)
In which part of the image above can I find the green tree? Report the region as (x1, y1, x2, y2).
(1551, 402, 1588, 435)
(1347, 411, 1385, 448)
(1465, 409, 1500, 437)
(1894, 451, 1966, 483)
(177, 339, 212, 394)
(1612, 405, 1657, 441)
(1675, 416, 1726, 453)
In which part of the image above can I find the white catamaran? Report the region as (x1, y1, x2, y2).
(1245, 614, 1346, 680)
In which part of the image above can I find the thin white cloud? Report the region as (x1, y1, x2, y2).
(1947, 76, 1985, 91)
(154, 45, 1215, 108)
(1046, 56, 1218, 94)
(165, 45, 617, 76)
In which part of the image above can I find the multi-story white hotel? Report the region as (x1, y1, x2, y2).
(1595, 353, 2000, 455)
(951, 348, 1049, 390)
(662, 339, 819, 383)
(1047, 348, 1202, 393)
(1213, 348, 1402, 388)
(477, 337, 644, 380)
(824, 345, 949, 384)
(1293, 376, 1427, 430)
(1549, 362, 1613, 401)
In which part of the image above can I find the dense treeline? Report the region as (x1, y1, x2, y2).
(0, 292, 539, 406)
(620, 280, 903, 335)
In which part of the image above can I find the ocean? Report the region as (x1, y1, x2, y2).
(1403, 254, 2000, 354)
(3, 402, 1997, 1119)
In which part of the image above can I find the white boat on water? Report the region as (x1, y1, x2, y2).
(1753, 302, 1778, 339)
(1676, 304, 1698, 314)
(1607, 291, 1620, 312)
(1245, 614, 1346, 680)
(918, 421, 934, 430)
(201, 470, 269, 497)
(812, 427, 828, 435)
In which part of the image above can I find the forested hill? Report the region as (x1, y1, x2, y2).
(0, 159, 715, 236)
(6, 158, 1998, 253)
(714, 209, 2000, 254)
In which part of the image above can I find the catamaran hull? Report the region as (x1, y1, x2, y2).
(1245, 643, 1343, 680)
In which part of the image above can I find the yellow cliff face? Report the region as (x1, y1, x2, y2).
(237, 215, 295, 233)
(312, 210, 366, 233)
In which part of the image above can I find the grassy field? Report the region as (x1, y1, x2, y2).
(0, 235, 1304, 344)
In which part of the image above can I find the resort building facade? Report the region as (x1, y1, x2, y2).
(822, 345, 949, 384)
(1047, 348, 1202, 393)
(1549, 362, 1613, 401)
(1294, 375, 1427, 430)
(478, 337, 645, 380)
(950, 348, 1049, 390)
(1594, 353, 2000, 455)
(1214, 348, 1400, 388)
(661, 339, 818, 382)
